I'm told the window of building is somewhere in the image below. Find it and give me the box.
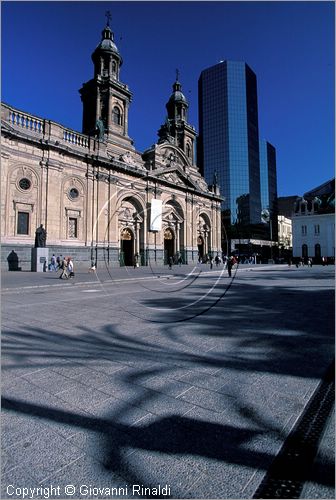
[112,61,117,74]
[19,178,31,191]
[112,106,122,126]
[314,224,320,235]
[68,218,78,238]
[301,225,307,235]
[17,212,29,235]
[69,188,79,200]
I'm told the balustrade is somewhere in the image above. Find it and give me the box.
[62,129,89,149]
[4,104,90,151]
[9,109,43,134]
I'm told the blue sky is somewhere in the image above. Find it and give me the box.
[2,1,334,196]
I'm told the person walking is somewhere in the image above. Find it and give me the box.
[56,255,62,270]
[133,253,139,269]
[50,254,57,272]
[59,257,69,279]
[168,256,173,270]
[67,257,75,278]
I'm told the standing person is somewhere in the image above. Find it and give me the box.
[215,254,220,267]
[50,254,57,272]
[67,257,75,278]
[59,257,69,279]
[210,256,213,269]
[227,256,233,277]
[133,253,139,268]
[178,254,183,266]
[168,256,173,270]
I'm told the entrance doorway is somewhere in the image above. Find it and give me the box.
[164,228,175,264]
[197,236,204,261]
[120,228,134,266]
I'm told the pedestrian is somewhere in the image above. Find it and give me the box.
[50,254,57,272]
[133,253,139,268]
[227,256,234,277]
[88,260,96,272]
[210,257,213,269]
[56,254,62,270]
[178,255,182,266]
[168,256,173,269]
[59,257,69,279]
[67,257,75,278]
[215,254,220,267]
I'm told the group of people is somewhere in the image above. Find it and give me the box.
[49,254,75,279]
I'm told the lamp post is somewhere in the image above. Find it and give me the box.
[261,208,273,262]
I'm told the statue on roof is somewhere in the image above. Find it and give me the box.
[95,117,105,141]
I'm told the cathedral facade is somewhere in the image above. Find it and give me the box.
[1,21,222,270]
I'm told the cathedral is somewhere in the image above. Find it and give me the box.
[1,19,222,270]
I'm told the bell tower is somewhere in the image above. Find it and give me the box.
[158,71,197,164]
[79,12,134,150]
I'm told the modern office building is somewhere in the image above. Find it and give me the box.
[259,139,278,242]
[198,60,262,226]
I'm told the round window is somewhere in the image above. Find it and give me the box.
[19,178,31,190]
[69,188,79,200]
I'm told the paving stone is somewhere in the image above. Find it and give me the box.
[40,455,133,499]
[133,375,194,397]
[22,369,79,395]
[3,429,85,483]
[1,465,43,499]
[55,383,114,411]
[176,385,234,412]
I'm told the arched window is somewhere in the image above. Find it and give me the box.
[112,106,122,126]
[112,61,117,74]
[302,244,308,258]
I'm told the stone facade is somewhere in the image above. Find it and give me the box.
[1,22,222,270]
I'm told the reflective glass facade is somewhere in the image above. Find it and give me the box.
[198,61,261,224]
[260,140,278,240]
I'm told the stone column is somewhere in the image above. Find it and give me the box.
[176,223,180,254]
[135,222,140,254]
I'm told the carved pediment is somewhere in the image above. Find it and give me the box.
[161,172,185,186]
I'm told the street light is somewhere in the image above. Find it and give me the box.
[261,208,273,262]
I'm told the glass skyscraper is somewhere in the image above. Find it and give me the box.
[198,61,261,226]
[259,139,278,241]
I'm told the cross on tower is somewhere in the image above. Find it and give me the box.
[176,68,179,82]
[105,10,112,26]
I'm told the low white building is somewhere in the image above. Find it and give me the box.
[292,179,335,262]
[278,215,292,249]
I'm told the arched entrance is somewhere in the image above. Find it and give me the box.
[164,228,175,264]
[302,244,308,259]
[197,236,204,260]
[120,228,134,266]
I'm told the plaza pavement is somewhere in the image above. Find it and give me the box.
[1,263,335,499]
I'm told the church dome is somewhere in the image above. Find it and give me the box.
[168,80,188,105]
[92,26,121,59]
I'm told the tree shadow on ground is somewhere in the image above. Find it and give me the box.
[1,268,334,497]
